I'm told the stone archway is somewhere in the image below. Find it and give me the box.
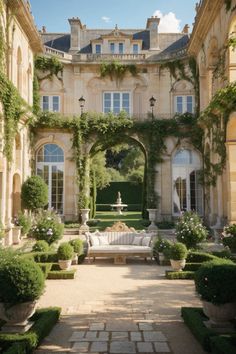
[12,173,21,217]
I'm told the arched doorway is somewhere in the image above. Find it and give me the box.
[172,149,203,215]
[12,173,21,217]
[36,143,64,214]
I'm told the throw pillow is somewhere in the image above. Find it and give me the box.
[132,236,143,246]
[99,236,109,245]
[142,236,151,247]
[90,234,100,246]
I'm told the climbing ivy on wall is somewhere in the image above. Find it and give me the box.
[31,110,203,215]
[0,0,27,162]
[160,57,200,114]
[199,81,236,186]
[100,61,138,85]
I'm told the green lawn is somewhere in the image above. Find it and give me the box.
[90,211,148,231]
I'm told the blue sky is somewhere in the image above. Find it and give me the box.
[30,0,196,33]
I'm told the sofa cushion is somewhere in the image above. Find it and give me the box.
[90,245,151,254]
[142,236,151,247]
[99,236,109,245]
[132,236,143,246]
[90,234,100,246]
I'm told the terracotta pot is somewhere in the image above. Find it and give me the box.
[170,259,186,271]
[202,300,236,328]
[0,301,36,325]
[58,259,72,270]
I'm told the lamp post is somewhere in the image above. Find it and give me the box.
[79,96,85,115]
[149,96,156,120]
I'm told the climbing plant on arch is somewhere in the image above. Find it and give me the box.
[31,110,203,218]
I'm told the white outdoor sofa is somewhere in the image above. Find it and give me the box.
[85,222,155,264]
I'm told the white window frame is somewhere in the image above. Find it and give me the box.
[41,95,60,112]
[110,42,115,54]
[103,92,131,115]
[174,95,195,114]
[118,42,124,54]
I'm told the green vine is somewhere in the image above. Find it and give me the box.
[32,111,202,213]
[100,60,138,85]
[160,57,200,114]
[199,81,236,185]
[34,55,63,82]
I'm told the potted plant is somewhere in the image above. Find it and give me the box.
[18,212,31,237]
[153,237,172,264]
[222,224,236,253]
[169,242,187,271]
[176,211,208,249]
[69,239,84,265]
[0,253,45,333]
[57,242,74,270]
[32,240,50,252]
[195,260,236,328]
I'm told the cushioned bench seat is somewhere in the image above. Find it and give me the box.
[85,223,155,264]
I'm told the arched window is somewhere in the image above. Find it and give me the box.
[36,144,64,214]
[172,149,203,215]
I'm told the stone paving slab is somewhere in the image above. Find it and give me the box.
[110,341,136,353]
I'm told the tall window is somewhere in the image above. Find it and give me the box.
[174,96,194,114]
[133,44,139,54]
[41,96,60,112]
[103,92,130,114]
[172,149,203,215]
[110,43,115,54]
[119,43,124,54]
[36,144,64,214]
[95,44,101,54]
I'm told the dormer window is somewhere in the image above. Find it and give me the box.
[119,43,124,54]
[110,43,115,54]
[133,44,139,54]
[95,44,101,54]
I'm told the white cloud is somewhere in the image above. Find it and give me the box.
[101,16,111,23]
[153,10,181,33]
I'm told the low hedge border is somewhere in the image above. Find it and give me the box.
[37,263,52,278]
[0,307,61,353]
[20,252,58,263]
[181,307,217,351]
[184,263,202,272]
[186,252,218,263]
[210,335,236,354]
[47,269,76,279]
[165,270,195,279]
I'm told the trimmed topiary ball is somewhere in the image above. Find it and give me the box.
[0,257,45,304]
[21,176,48,212]
[32,240,49,252]
[57,242,74,260]
[169,242,188,260]
[194,259,236,305]
[69,239,84,255]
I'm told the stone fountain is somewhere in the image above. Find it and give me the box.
[111,192,127,215]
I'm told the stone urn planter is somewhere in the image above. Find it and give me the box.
[147,209,158,231]
[58,259,72,270]
[12,226,21,245]
[170,259,186,271]
[72,253,78,265]
[202,300,236,329]
[0,301,36,333]
[80,208,90,232]
[158,252,165,263]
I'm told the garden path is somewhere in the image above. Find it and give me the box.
[35,259,206,354]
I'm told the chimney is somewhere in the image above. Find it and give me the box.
[146,17,160,50]
[182,24,189,34]
[68,17,83,53]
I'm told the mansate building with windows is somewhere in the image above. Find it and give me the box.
[36,17,201,221]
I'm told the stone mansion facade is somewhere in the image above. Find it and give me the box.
[1,0,236,244]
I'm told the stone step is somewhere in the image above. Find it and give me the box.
[64,228,80,235]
